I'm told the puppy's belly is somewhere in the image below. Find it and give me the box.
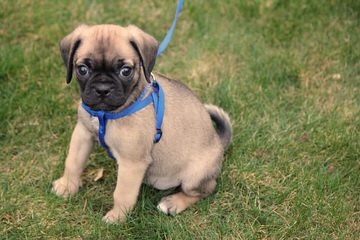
[144,175,181,190]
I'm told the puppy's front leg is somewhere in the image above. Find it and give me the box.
[52,121,94,197]
[103,159,148,223]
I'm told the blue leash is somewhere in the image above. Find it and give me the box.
[157,0,184,56]
[81,80,165,159]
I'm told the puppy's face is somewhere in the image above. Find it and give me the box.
[60,25,158,111]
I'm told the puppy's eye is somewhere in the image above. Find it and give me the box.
[119,66,133,77]
[77,65,89,76]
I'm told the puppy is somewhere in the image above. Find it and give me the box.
[52,24,232,223]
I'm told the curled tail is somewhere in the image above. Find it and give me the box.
[205,104,232,149]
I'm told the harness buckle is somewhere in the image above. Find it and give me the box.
[154,128,163,143]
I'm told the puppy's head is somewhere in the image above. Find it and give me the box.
[60,24,158,111]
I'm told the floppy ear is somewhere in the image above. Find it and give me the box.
[59,24,88,84]
[127,25,159,81]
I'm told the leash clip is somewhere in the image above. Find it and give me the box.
[150,72,156,82]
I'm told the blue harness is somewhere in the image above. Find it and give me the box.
[81,79,165,159]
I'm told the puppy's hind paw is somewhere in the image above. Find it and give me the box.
[157,192,201,216]
[157,195,182,216]
[52,176,81,198]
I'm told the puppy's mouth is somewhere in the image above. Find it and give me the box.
[82,97,126,111]
[80,84,127,111]
[87,102,118,111]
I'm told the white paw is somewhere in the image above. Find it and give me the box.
[157,195,181,216]
[102,209,126,224]
[52,176,82,198]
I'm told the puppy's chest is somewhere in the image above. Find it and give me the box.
[84,116,118,139]
[84,116,100,136]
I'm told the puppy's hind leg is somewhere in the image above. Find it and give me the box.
[157,176,217,215]
[157,144,223,215]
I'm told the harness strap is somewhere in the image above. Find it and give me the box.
[81,80,165,159]
[152,81,165,142]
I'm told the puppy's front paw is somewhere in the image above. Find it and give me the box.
[52,176,82,198]
[102,209,126,224]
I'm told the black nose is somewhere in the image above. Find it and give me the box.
[94,84,113,97]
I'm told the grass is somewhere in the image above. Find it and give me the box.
[1,0,359,239]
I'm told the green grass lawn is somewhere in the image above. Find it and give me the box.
[1,0,359,239]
